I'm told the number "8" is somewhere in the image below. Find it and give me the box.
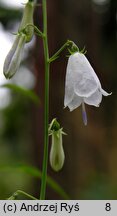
[105,203,111,211]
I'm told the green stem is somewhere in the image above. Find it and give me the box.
[40,0,49,200]
[49,40,73,63]
[8,190,37,200]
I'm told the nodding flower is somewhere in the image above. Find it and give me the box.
[3,1,34,79]
[64,51,111,125]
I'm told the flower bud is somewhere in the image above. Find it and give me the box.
[3,34,26,79]
[19,1,34,42]
[3,1,35,79]
[49,119,66,172]
[50,129,65,172]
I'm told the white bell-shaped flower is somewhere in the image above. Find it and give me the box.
[64,52,111,125]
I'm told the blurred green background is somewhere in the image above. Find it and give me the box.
[0,0,116,199]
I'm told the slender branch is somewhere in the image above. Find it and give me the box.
[40,0,50,200]
[49,40,73,63]
[7,190,37,200]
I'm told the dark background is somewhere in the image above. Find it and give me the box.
[0,0,116,199]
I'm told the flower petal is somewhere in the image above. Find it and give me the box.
[75,53,101,86]
[67,93,82,111]
[84,89,102,107]
[3,34,26,79]
[100,88,112,96]
[64,55,75,107]
[75,77,98,97]
[3,35,20,76]
[71,52,100,97]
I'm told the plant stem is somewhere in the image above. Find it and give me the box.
[40,0,49,200]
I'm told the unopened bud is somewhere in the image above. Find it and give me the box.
[19,1,34,42]
[3,1,35,79]
[3,34,26,79]
[50,130,65,172]
[49,119,66,172]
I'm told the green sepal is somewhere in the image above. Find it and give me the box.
[48,118,60,132]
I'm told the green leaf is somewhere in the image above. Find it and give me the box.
[1,83,40,105]
[7,190,37,200]
[0,164,70,199]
